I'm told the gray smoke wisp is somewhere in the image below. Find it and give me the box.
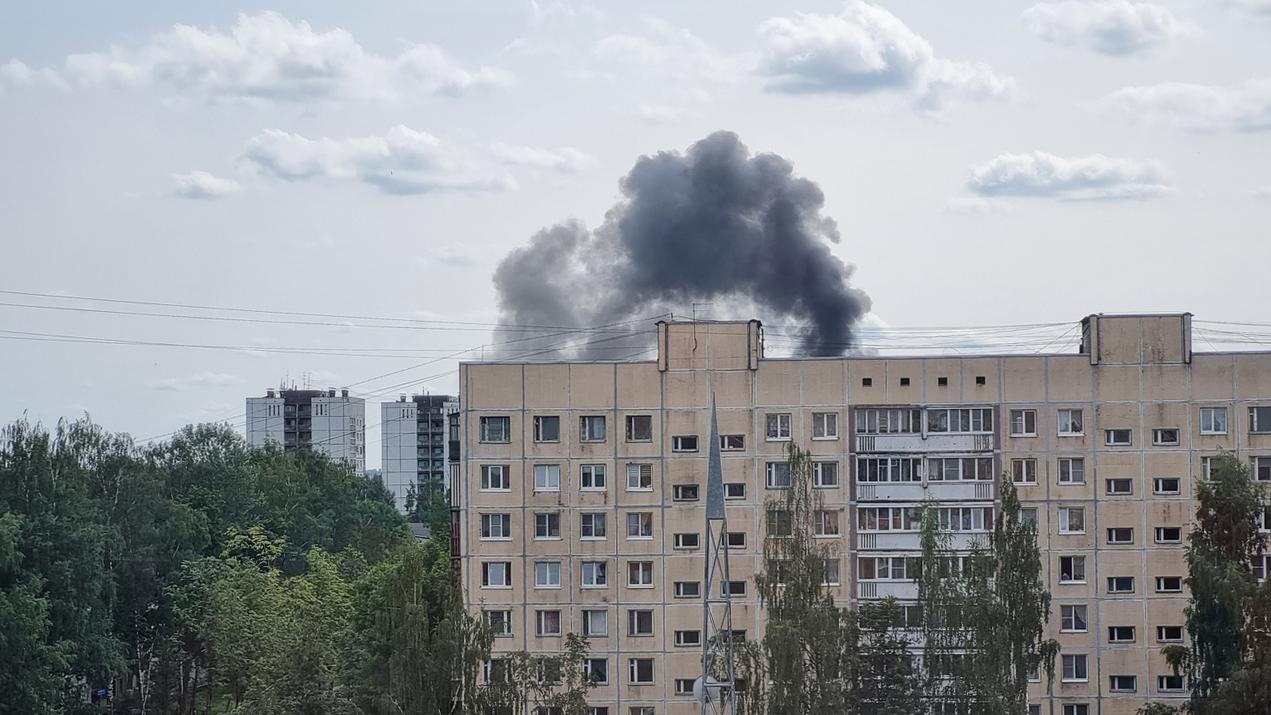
[492,131,870,358]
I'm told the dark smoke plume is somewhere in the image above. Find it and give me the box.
[492,131,870,358]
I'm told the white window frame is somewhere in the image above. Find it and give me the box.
[1251,406,1271,434]
[1010,409,1037,437]
[720,433,745,451]
[580,415,607,442]
[673,532,701,550]
[481,562,511,588]
[534,512,561,540]
[1252,456,1271,483]
[674,581,701,598]
[1200,407,1227,435]
[1158,675,1185,692]
[1154,526,1182,544]
[1156,625,1183,642]
[1107,576,1135,594]
[1011,458,1038,485]
[626,512,653,539]
[480,464,510,491]
[479,415,510,443]
[532,415,560,443]
[812,412,839,440]
[1109,675,1137,692]
[1152,428,1180,446]
[724,482,746,499]
[812,461,839,488]
[534,464,561,492]
[1156,576,1183,593]
[485,609,512,637]
[823,559,842,586]
[1057,408,1084,436]
[1058,506,1085,534]
[580,512,607,540]
[1058,457,1086,485]
[1060,604,1088,633]
[1104,429,1132,446]
[1061,654,1089,683]
[813,510,840,537]
[672,484,700,501]
[765,413,792,441]
[627,561,654,588]
[1153,477,1181,494]
[625,414,652,442]
[1107,527,1134,545]
[582,609,608,637]
[628,658,654,685]
[580,464,607,491]
[1062,706,1089,715]
[626,463,653,491]
[672,435,699,452]
[674,630,701,647]
[766,461,792,489]
[1106,478,1133,495]
[480,513,512,540]
[584,658,608,685]
[535,609,562,636]
[581,561,608,588]
[1060,555,1086,584]
[1108,625,1136,643]
[534,561,561,589]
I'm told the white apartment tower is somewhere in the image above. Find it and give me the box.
[381,394,456,511]
[246,387,366,474]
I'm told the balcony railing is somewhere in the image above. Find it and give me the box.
[859,581,919,600]
[856,433,993,453]
[856,481,995,502]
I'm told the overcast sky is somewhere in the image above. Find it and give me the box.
[2,0,1269,467]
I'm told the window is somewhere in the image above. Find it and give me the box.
[724,580,747,596]
[1061,654,1088,682]
[1108,576,1135,594]
[1253,456,1271,482]
[1059,556,1086,583]
[627,561,654,587]
[672,435,699,452]
[1153,428,1180,446]
[627,609,654,636]
[814,510,840,536]
[926,408,993,433]
[765,413,792,441]
[673,484,700,501]
[726,531,747,549]
[1108,625,1136,643]
[485,658,509,684]
[861,377,873,387]
[580,513,607,539]
[626,512,653,539]
[1256,555,1269,582]
[768,510,793,537]
[855,408,922,434]
[857,456,922,482]
[1107,527,1134,544]
[1021,507,1038,526]
[674,630,701,647]
[486,609,512,637]
[725,482,746,499]
[1058,507,1085,534]
[584,658,608,685]
[673,533,700,550]
[582,609,608,637]
[580,464,606,491]
[625,415,652,442]
[1260,507,1271,532]
[534,562,561,588]
[580,415,606,442]
[480,514,511,540]
[1058,458,1085,485]
[534,512,561,539]
[533,416,560,443]
[1154,477,1180,494]
[629,709,653,715]
[929,457,994,481]
[1058,409,1084,436]
[1105,429,1133,446]
[1159,675,1185,692]
[480,416,510,443]
[481,465,510,491]
[936,506,994,532]
[899,377,910,386]
[813,461,839,488]
[1109,675,1137,692]
[1155,526,1182,544]
[536,609,562,636]
[674,581,701,598]
[1060,605,1088,632]
[937,376,948,386]
[675,677,695,695]
[626,463,653,490]
[1202,455,1216,480]
[628,658,654,684]
[1011,458,1038,484]
[720,434,745,450]
[1106,478,1133,495]
[1062,706,1089,715]
[1156,576,1183,593]
[481,562,511,588]
[534,464,561,492]
[1252,407,1271,433]
[581,561,608,588]
[1010,409,1037,436]
[1200,407,1228,435]
[812,412,839,439]
[1157,625,1183,642]
[766,462,791,489]
[857,556,922,581]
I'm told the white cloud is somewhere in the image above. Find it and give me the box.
[1021,1,1195,55]
[171,171,240,199]
[1255,186,1271,199]
[0,59,63,92]
[1230,0,1271,16]
[757,2,1014,109]
[488,143,596,172]
[149,372,243,391]
[1100,79,1271,132]
[593,17,738,82]
[18,11,509,103]
[967,151,1170,200]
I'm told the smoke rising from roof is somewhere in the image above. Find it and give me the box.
[492,131,870,358]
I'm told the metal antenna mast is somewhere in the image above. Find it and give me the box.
[697,394,737,714]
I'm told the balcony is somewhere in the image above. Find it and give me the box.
[856,531,986,551]
[857,481,994,502]
[856,433,993,454]
[858,581,918,600]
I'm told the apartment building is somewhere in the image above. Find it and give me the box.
[246,387,366,474]
[456,314,1271,715]
[381,393,456,511]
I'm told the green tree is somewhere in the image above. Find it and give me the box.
[481,634,594,715]
[919,479,1058,713]
[0,511,73,714]
[852,599,923,714]
[1165,452,1270,714]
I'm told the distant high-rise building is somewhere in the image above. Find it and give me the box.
[381,394,456,511]
[246,387,366,474]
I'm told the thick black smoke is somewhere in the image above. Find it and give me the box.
[493,131,870,358]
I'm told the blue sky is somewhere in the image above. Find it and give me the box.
[1,1,1268,465]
